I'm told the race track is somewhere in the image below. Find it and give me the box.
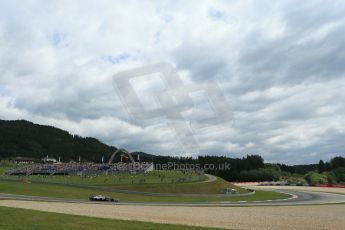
[0,188,344,206]
[1,188,344,229]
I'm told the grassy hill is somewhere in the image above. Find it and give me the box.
[110,177,248,194]
[0,119,117,162]
[0,178,287,202]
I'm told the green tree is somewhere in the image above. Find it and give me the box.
[332,167,345,183]
[330,156,345,169]
[318,160,325,173]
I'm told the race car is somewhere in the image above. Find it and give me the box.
[89,195,119,202]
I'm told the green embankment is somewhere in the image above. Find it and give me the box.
[111,177,248,194]
[0,167,288,202]
[1,169,246,194]
[0,180,288,202]
[0,206,222,230]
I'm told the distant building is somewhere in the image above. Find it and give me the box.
[42,155,57,163]
[14,157,37,164]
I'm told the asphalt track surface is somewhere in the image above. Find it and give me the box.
[0,189,344,207]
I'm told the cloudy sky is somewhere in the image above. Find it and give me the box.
[1,0,345,164]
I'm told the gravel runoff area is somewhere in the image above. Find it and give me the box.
[244,186,345,195]
[0,200,344,230]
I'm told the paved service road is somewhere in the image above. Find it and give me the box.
[0,189,344,206]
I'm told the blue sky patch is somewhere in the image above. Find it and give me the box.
[208,7,226,21]
[51,33,69,48]
[102,53,131,64]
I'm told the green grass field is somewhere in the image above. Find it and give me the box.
[0,166,289,202]
[0,180,289,202]
[0,206,222,230]
[1,168,246,194]
[110,177,248,194]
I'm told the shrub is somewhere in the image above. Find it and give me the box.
[304,172,328,184]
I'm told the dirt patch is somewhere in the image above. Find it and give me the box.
[202,174,217,183]
[0,200,344,230]
[247,186,345,194]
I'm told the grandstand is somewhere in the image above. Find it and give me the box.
[7,162,153,176]
[7,150,153,176]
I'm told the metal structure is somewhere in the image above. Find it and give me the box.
[108,148,135,164]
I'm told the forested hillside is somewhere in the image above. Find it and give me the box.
[0,120,117,162]
[1,119,344,183]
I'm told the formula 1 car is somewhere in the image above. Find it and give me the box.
[89,195,119,202]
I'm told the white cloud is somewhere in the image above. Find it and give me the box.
[0,0,345,163]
